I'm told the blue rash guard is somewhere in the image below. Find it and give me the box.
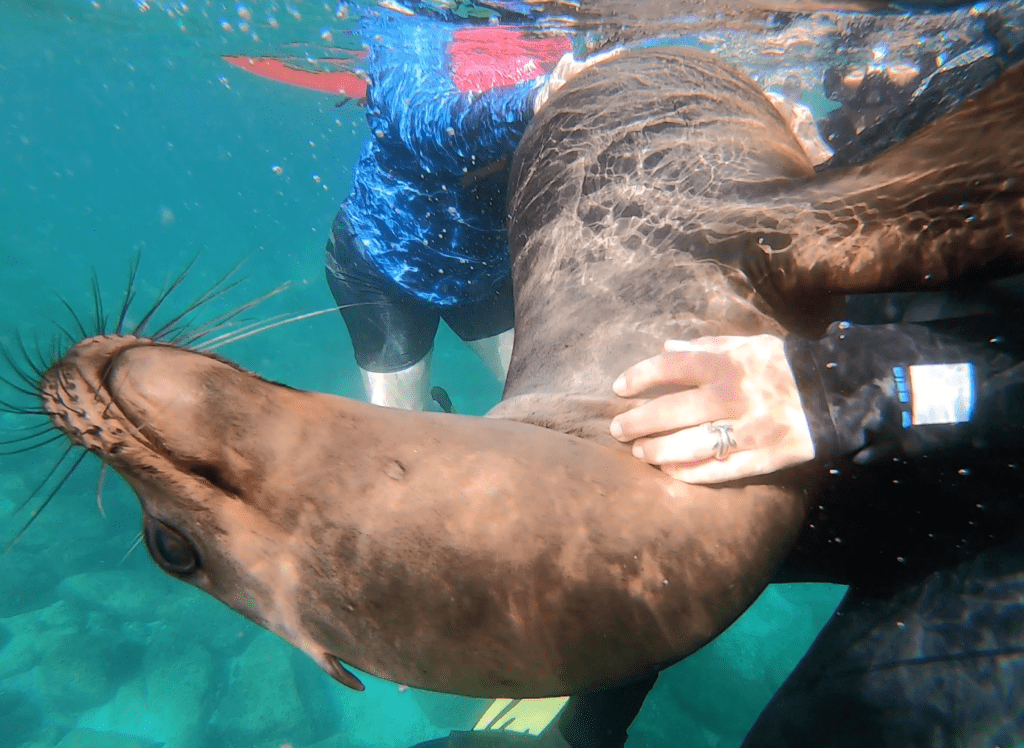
[342,10,571,306]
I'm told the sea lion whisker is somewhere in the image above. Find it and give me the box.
[90,271,107,338]
[0,392,48,416]
[0,370,44,403]
[196,305,355,351]
[0,424,57,443]
[12,330,52,383]
[0,347,48,400]
[187,311,297,349]
[114,254,141,336]
[5,449,89,552]
[96,463,107,518]
[173,281,293,347]
[55,293,91,341]
[119,531,144,564]
[47,318,83,350]
[0,417,51,433]
[28,334,60,383]
[0,411,49,422]
[148,259,251,341]
[0,433,64,456]
[90,270,107,336]
[131,255,201,337]
[14,442,76,513]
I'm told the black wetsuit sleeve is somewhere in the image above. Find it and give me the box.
[785,322,1024,464]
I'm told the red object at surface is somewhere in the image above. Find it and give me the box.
[448,27,571,93]
[222,55,368,97]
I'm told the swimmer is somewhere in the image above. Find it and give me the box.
[323,2,575,411]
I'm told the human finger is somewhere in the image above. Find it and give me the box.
[660,411,816,484]
[663,337,742,353]
[630,421,745,465]
[610,388,736,442]
[663,438,814,484]
[612,350,734,397]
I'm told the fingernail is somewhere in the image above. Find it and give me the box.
[612,375,626,395]
[632,443,644,460]
[609,419,623,439]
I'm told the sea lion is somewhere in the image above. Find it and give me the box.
[32,46,1024,698]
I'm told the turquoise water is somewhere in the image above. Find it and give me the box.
[0,2,850,746]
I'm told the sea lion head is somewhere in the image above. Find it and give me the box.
[38,333,369,689]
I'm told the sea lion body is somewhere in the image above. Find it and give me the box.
[36,46,1024,697]
[492,46,831,437]
[43,334,804,695]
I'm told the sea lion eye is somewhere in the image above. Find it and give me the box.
[144,516,199,575]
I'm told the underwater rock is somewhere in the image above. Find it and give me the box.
[338,677,443,748]
[37,632,120,713]
[58,569,177,621]
[79,627,215,748]
[308,734,355,748]
[287,646,345,740]
[0,600,83,680]
[157,585,258,656]
[139,629,215,748]
[0,690,43,748]
[210,631,311,746]
[0,546,59,617]
[53,728,164,748]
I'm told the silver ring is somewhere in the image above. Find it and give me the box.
[707,422,736,460]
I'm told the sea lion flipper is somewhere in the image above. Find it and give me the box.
[770,59,1024,296]
[321,652,366,691]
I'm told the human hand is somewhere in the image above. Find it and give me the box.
[532,48,622,114]
[609,335,815,484]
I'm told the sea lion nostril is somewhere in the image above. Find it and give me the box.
[144,516,199,575]
[189,462,239,495]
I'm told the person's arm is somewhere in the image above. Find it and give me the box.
[611,322,1023,483]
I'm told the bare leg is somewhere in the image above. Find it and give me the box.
[465,328,515,385]
[359,351,433,410]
